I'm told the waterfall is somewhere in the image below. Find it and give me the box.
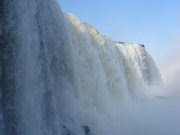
[0,0,162,135]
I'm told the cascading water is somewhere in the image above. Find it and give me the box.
[0,0,79,134]
[0,0,166,135]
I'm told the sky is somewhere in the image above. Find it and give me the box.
[60,0,180,68]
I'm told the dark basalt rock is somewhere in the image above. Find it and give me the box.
[82,125,90,135]
[62,125,91,135]
[140,44,145,48]
[62,125,72,135]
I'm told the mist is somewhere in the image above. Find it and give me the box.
[119,51,180,135]
[0,0,180,135]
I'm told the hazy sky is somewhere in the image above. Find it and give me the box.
[60,0,180,68]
